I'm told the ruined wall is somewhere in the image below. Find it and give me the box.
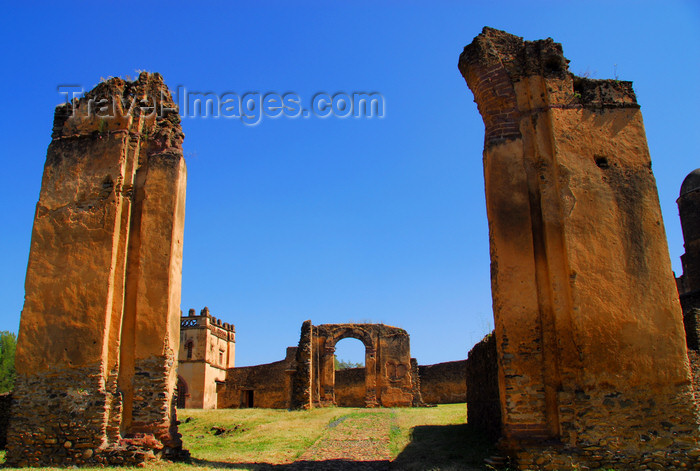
[335,367,366,407]
[465,333,500,440]
[6,73,187,467]
[418,360,467,404]
[178,307,236,409]
[217,347,297,409]
[312,323,414,408]
[290,320,313,410]
[459,28,698,469]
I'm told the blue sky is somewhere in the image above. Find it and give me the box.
[0,1,698,366]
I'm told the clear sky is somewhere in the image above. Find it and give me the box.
[0,1,698,367]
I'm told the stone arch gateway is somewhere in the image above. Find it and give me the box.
[290,322,421,409]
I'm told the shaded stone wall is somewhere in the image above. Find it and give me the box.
[459,27,698,469]
[335,367,366,407]
[465,333,500,440]
[6,73,187,467]
[677,170,700,296]
[0,392,11,450]
[217,348,296,409]
[418,360,467,404]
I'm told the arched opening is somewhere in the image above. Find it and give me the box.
[333,337,366,407]
[185,340,193,360]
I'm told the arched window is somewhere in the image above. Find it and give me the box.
[186,341,193,360]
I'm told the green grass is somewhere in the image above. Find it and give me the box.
[0,404,488,470]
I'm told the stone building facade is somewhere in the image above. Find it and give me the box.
[177,307,235,409]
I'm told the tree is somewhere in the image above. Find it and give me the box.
[334,356,363,371]
[0,331,17,393]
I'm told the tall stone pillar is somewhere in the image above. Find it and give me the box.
[6,73,187,467]
[459,28,698,468]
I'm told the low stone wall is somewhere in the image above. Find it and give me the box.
[335,367,365,407]
[0,392,11,450]
[465,332,500,440]
[418,360,466,404]
[218,348,296,409]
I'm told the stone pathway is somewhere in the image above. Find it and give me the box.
[292,410,392,469]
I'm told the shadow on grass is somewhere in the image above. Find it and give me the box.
[188,423,495,470]
[189,457,391,470]
[392,423,496,470]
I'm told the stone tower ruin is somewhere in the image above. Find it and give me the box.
[5,73,187,466]
[459,28,698,469]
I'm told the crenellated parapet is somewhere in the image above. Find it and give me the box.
[180,307,235,341]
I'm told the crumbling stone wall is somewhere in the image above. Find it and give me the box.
[465,333,500,440]
[290,320,313,409]
[459,27,699,469]
[217,347,297,409]
[418,360,467,404]
[312,323,415,408]
[6,73,187,467]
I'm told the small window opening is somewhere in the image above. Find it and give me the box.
[595,156,609,169]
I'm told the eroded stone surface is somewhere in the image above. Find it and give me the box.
[6,73,187,467]
[460,27,698,469]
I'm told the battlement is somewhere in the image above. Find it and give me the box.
[180,307,236,334]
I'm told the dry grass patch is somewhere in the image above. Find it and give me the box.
[179,407,347,465]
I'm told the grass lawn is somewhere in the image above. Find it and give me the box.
[0,403,495,470]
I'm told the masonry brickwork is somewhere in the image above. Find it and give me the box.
[460,27,699,469]
[5,73,187,467]
[178,307,235,409]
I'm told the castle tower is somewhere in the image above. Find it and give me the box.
[177,307,236,408]
[678,168,700,349]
